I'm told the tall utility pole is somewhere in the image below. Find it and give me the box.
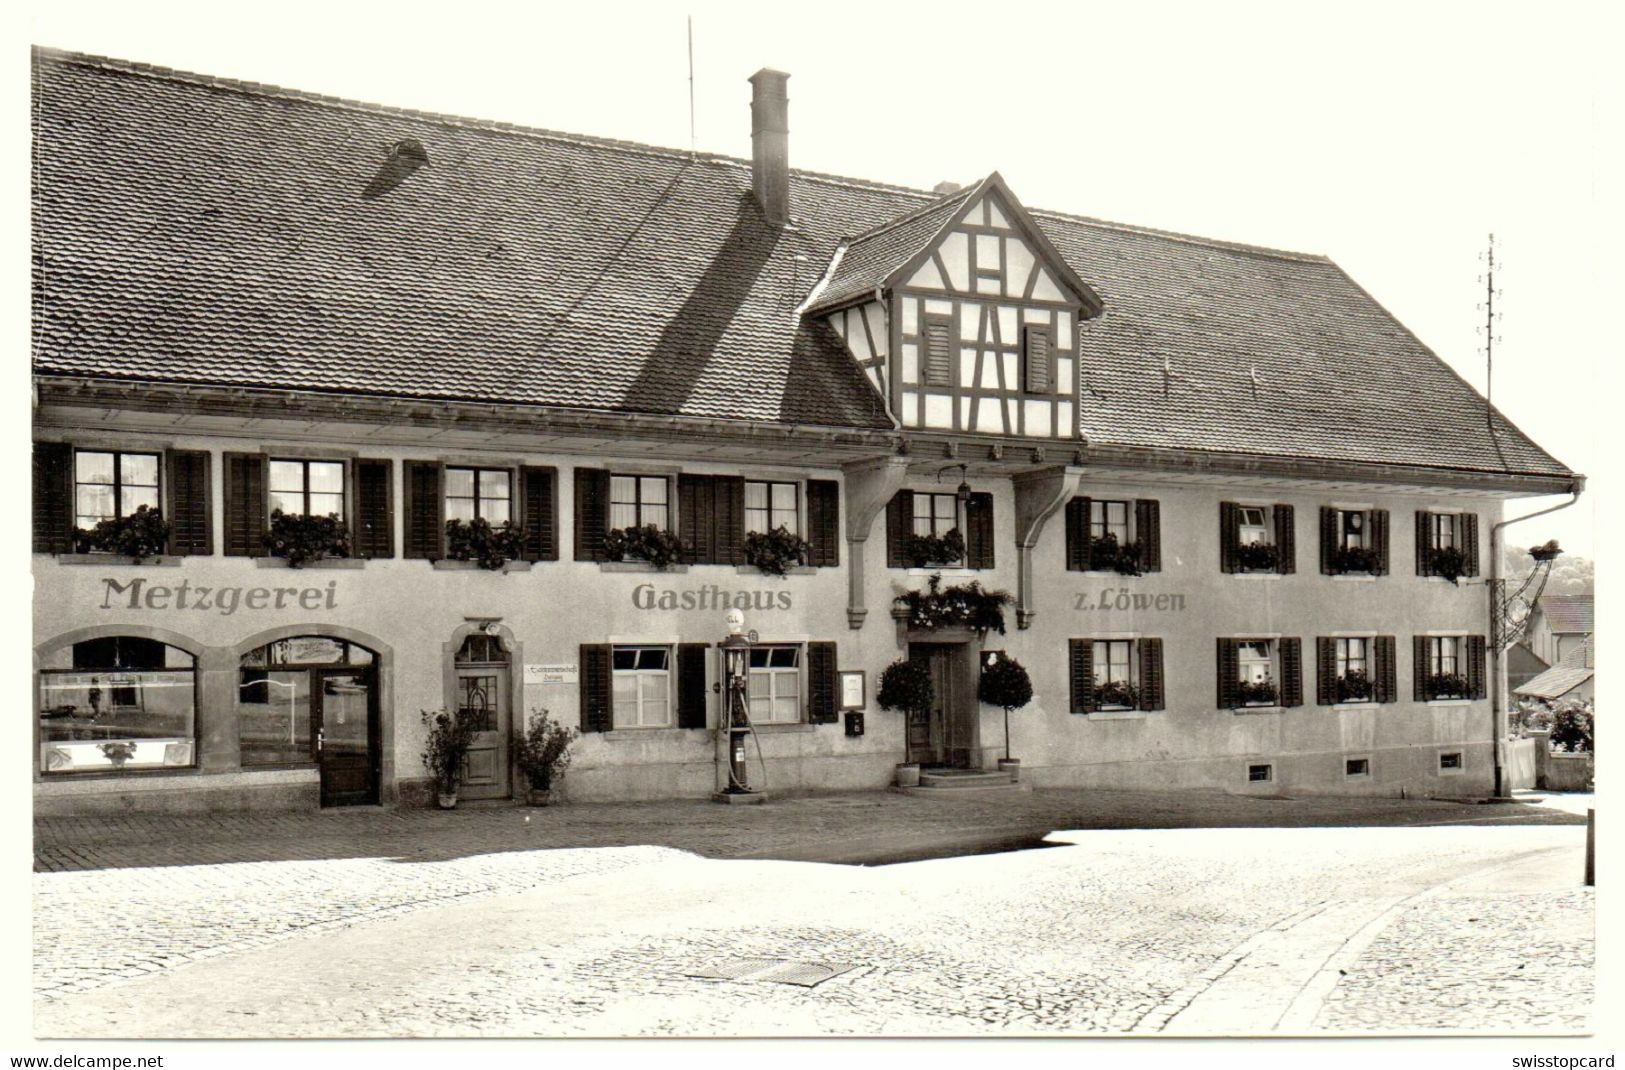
[1480,234,1501,440]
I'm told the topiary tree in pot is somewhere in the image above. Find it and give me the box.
[515,708,577,805]
[978,654,1033,771]
[877,658,934,785]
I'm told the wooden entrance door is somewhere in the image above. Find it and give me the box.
[315,668,378,806]
[455,665,511,799]
[907,644,971,768]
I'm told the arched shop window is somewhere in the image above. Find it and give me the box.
[38,636,196,774]
[239,636,376,767]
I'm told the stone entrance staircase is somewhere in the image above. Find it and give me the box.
[899,767,1030,796]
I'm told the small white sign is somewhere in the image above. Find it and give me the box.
[525,663,578,685]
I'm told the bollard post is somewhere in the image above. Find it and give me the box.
[1584,808,1594,887]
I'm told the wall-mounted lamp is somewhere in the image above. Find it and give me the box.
[938,463,971,505]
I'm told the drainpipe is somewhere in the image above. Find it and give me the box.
[1487,484,1583,798]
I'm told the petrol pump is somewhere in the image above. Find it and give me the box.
[713,608,766,803]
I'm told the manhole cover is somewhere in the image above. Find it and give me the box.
[684,958,859,987]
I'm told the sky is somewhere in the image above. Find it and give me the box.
[16,0,1619,557]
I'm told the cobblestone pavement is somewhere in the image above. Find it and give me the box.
[32,795,1592,1038]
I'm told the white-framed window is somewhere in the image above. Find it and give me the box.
[73,449,160,530]
[1238,506,1271,546]
[611,646,671,728]
[1091,639,1135,709]
[912,491,959,539]
[745,481,799,537]
[1238,639,1277,706]
[1336,637,1373,704]
[1431,513,1459,550]
[269,459,346,518]
[747,644,801,724]
[1339,509,1370,551]
[1090,500,1130,543]
[445,467,512,524]
[610,475,670,530]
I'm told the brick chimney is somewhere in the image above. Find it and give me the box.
[749,69,790,225]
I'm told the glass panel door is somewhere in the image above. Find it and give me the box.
[316,670,376,806]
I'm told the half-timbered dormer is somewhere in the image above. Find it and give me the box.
[807,173,1103,439]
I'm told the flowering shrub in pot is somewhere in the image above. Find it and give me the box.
[743,526,810,576]
[893,573,1011,636]
[1236,679,1279,706]
[1328,546,1379,574]
[1236,542,1280,572]
[604,525,683,570]
[1093,679,1140,710]
[445,518,526,570]
[902,528,965,568]
[516,709,577,804]
[264,510,351,567]
[1424,673,1471,701]
[74,505,171,562]
[420,708,479,808]
[1335,669,1373,703]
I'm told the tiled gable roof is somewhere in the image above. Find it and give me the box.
[30,49,1576,481]
[1559,636,1594,669]
[1540,596,1594,634]
[803,186,974,313]
[1512,665,1593,700]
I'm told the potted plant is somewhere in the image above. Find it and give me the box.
[1335,669,1373,703]
[98,740,138,768]
[604,524,683,570]
[1328,545,1379,574]
[902,528,966,568]
[445,517,526,570]
[74,505,171,563]
[420,707,479,808]
[1087,533,1144,576]
[1093,678,1140,710]
[1236,679,1279,706]
[263,510,352,567]
[742,525,811,576]
[877,658,934,787]
[515,709,577,805]
[893,573,1012,636]
[1424,673,1471,701]
[979,654,1033,778]
[1236,541,1280,572]
[1528,539,1563,563]
[1425,545,1471,584]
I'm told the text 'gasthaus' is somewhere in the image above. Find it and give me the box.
[100,577,338,614]
[633,584,792,611]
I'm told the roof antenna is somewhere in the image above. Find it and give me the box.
[687,16,696,157]
[1476,233,1503,444]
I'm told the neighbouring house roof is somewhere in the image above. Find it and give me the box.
[30,48,1577,481]
[1559,636,1595,669]
[1513,665,1594,701]
[1539,595,1594,635]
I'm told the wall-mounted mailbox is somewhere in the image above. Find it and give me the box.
[844,711,864,737]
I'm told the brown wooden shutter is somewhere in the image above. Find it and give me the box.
[677,474,708,564]
[1462,513,1480,577]
[1375,635,1397,704]
[223,452,268,557]
[1022,324,1052,394]
[1319,506,1338,575]
[922,316,953,386]
[1316,637,1336,705]
[1274,504,1296,574]
[1137,637,1164,711]
[1219,502,1240,573]
[1066,496,1091,571]
[885,491,913,568]
[579,644,612,733]
[716,475,745,565]
[1280,638,1303,708]
[164,449,212,556]
[676,643,709,729]
[1415,510,1432,576]
[573,468,609,561]
[1413,635,1430,702]
[807,641,839,724]
[1370,509,1390,575]
[518,465,557,562]
[353,459,394,559]
[403,461,444,560]
[965,491,995,569]
[1135,499,1161,573]
[805,479,840,567]
[1069,639,1095,713]
[1467,635,1487,700]
[1216,638,1240,708]
[32,442,74,554]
